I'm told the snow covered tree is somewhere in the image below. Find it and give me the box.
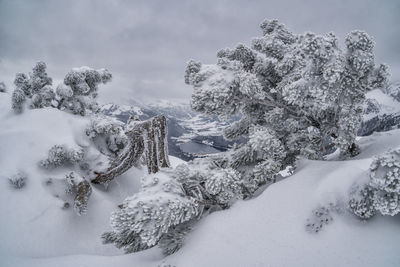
[102,173,200,253]
[0,82,6,93]
[56,67,112,115]
[10,62,111,116]
[102,156,243,254]
[8,172,27,189]
[349,148,400,218]
[348,184,376,219]
[185,19,389,194]
[11,61,55,113]
[40,145,84,169]
[369,148,400,216]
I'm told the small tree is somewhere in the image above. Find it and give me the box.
[56,67,112,115]
[349,148,400,218]
[185,19,389,194]
[11,61,54,113]
[11,62,112,116]
[102,156,242,254]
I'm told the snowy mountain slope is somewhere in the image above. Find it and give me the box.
[1,91,400,267]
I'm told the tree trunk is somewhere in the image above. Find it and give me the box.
[91,115,170,185]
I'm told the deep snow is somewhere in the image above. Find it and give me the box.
[0,92,399,267]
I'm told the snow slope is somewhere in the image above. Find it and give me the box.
[0,92,399,267]
[0,93,180,267]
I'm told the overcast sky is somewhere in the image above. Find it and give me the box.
[1,0,399,105]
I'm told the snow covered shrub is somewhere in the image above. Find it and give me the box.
[10,62,112,116]
[349,148,400,218]
[185,19,389,195]
[85,115,128,156]
[40,145,84,169]
[103,157,243,254]
[0,81,6,92]
[102,173,200,253]
[11,88,26,113]
[11,61,55,113]
[348,184,376,219]
[56,67,112,115]
[8,172,27,189]
[172,157,243,208]
[157,220,193,255]
[369,148,400,216]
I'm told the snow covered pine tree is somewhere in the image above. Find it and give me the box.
[185,19,389,194]
[12,61,54,113]
[11,62,111,116]
[349,148,400,218]
[56,67,112,115]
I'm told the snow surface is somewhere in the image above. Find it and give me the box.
[0,92,399,267]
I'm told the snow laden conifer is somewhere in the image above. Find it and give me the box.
[102,157,243,254]
[10,62,112,116]
[185,19,389,194]
[102,173,200,253]
[349,148,400,218]
[369,148,400,215]
[11,61,54,113]
[56,67,112,115]
[40,145,85,169]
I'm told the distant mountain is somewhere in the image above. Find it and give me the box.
[359,83,400,136]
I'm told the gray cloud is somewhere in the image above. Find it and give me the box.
[1,0,399,104]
